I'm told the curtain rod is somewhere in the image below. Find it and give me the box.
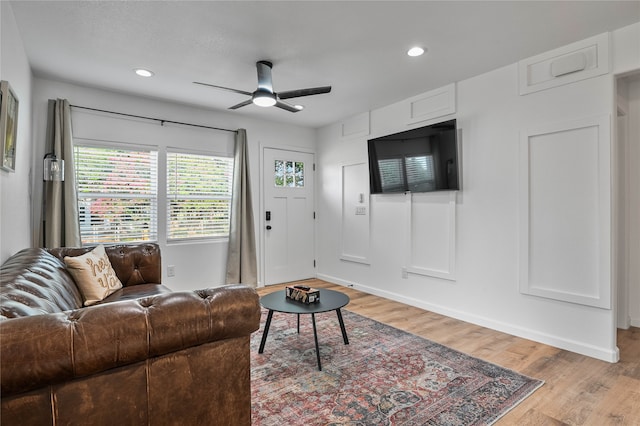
[70,104,237,133]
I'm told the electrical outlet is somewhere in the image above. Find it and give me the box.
[167,265,176,277]
[355,206,367,215]
[401,267,408,279]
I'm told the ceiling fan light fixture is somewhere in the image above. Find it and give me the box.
[252,91,277,107]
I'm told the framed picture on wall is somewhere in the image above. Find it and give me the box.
[0,80,19,172]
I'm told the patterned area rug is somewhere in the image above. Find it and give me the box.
[251,308,543,425]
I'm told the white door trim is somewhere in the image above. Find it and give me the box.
[259,143,316,287]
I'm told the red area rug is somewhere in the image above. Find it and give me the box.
[251,308,543,425]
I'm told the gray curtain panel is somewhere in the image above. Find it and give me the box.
[41,99,81,248]
[226,129,257,286]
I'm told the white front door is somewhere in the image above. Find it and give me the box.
[263,148,315,285]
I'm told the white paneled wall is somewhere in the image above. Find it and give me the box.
[406,192,457,280]
[340,112,370,140]
[405,84,456,125]
[317,23,640,362]
[518,33,610,95]
[340,162,370,264]
[518,116,611,308]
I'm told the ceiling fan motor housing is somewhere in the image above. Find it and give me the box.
[194,59,331,113]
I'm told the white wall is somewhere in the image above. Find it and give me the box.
[316,23,640,362]
[613,22,640,329]
[28,78,315,290]
[624,77,640,327]
[0,2,33,263]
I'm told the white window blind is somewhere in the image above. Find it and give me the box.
[167,151,233,240]
[74,145,158,244]
[406,155,435,192]
[378,158,405,192]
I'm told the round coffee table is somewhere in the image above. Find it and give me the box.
[258,288,350,371]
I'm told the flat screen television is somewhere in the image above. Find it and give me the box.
[367,119,460,194]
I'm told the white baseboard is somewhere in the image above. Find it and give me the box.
[618,316,631,330]
[631,317,640,328]
[317,273,620,363]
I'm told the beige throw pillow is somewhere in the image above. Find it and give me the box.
[64,245,123,306]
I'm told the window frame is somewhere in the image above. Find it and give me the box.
[165,147,234,244]
[73,138,159,246]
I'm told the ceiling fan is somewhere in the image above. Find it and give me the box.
[194,60,331,113]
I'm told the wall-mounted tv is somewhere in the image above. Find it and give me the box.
[367,119,460,194]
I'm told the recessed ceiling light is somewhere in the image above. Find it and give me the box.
[134,68,155,77]
[294,104,304,111]
[407,47,425,57]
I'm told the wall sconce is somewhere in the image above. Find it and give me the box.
[43,153,64,181]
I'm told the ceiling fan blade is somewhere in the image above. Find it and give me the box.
[229,99,253,110]
[277,86,332,100]
[256,61,274,93]
[193,81,252,97]
[275,100,302,113]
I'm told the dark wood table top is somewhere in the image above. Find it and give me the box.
[260,288,349,314]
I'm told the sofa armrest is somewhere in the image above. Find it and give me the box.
[0,284,260,396]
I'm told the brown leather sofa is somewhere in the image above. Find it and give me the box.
[0,243,261,426]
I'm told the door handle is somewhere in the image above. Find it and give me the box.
[266,225,272,230]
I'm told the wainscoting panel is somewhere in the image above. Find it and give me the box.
[406,191,457,280]
[341,112,370,140]
[519,115,611,308]
[519,32,610,95]
[405,84,456,125]
[340,162,370,264]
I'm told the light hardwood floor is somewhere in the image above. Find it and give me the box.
[256,279,640,425]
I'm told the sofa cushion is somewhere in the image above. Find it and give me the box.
[48,244,162,286]
[96,283,173,305]
[64,245,123,306]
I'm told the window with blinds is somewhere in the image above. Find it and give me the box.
[406,155,435,192]
[167,151,233,241]
[378,155,435,193]
[74,145,158,244]
[378,158,405,192]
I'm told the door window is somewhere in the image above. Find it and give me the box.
[274,160,304,187]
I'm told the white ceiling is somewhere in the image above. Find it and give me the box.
[9,1,640,128]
